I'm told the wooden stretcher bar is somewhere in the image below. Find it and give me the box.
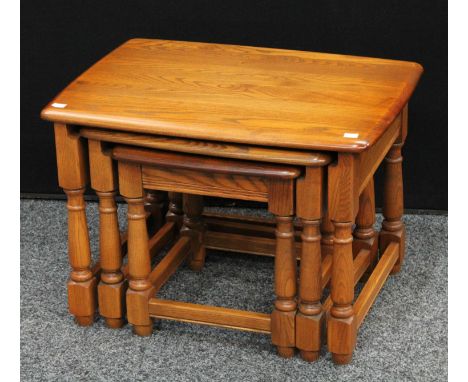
[148,299,272,334]
[354,242,399,328]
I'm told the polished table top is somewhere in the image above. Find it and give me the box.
[41,39,422,152]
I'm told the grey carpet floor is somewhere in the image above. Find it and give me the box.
[20,199,447,382]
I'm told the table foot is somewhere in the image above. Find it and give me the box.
[332,353,353,365]
[105,317,125,329]
[75,315,94,326]
[300,350,319,362]
[182,194,206,272]
[189,258,205,272]
[133,323,153,336]
[277,346,295,358]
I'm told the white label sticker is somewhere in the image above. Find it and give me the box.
[343,133,359,138]
[51,102,67,109]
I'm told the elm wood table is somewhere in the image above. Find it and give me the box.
[41,38,422,364]
[112,145,332,359]
[80,127,333,362]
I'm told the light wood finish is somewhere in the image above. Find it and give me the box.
[202,212,340,261]
[328,153,359,222]
[117,161,143,198]
[149,236,191,292]
[271,216,297,358]
[295,167,324,362]
[43,40,422,364]
[64,188,97,326]
[54,123,88,189]
[181,195,206,271]
[325,132,404,363]
[327,221,356,365]
[114,145,302,358]
[189,215,334,285]
[148,299,271,333]
[80,128,332,166]
[354,178,376,244]
[354,242,399,328]
[357,115,401,194]
[144,166,269,202]
[380,109,407,274]
[321,254,333,290]
[320,210,334,258]
[400,103,409,143]
[148,221,176,259]
[113,146,301,178]
[42,39,422,152]
[96,192,125,329]
[88,139,125,328]
[327,151,359,364]
[119,221,176,283]
[203,213,303,256]
[54,123,96,326]
[203,212,357,259]
[296,219,322,361]
[324,146,363,363]
[115,145,301,358]
[201,214,355,269]
[205,230,302,258]
[322,248,371,313]
[113,146,302,204]
[118,161,154,336]
[268,179,295,216]
[88,213,164,282]
[353,178,378,278]
[296,167,324,219]
[204,213,281,237]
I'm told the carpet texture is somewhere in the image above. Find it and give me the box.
[20,200,447,381]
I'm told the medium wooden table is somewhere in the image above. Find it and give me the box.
[41,39,422,363]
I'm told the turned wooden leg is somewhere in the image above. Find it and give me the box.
[296,219,323,361]
[89,139,126,328]
[328,221,356,364]
[354,178,378,278]
[295,166,324,361]
[271,215,297,358]
[54,123,96,326]
[126,197,154,336]
[145,190,168,232]
[380,141,405,274]
[327,153,359,364]
[321,210,334,259]
[166,192,184,229]
[381,105,407,274]
[181,194,206,271]
[64,188,97,326]
[96,191,125,328]
[119,162,154,336]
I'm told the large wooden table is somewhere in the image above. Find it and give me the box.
[41,39,422,364]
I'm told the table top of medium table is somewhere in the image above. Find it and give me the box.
[41,39,422,153]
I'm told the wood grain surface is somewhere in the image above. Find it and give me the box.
[112,145,301,178]
[42,39,422,152]
[80,128,331,166]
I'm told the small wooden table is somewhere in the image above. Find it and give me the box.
[41,39,422,363]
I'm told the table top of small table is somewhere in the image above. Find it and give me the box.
[41,39,422,153]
